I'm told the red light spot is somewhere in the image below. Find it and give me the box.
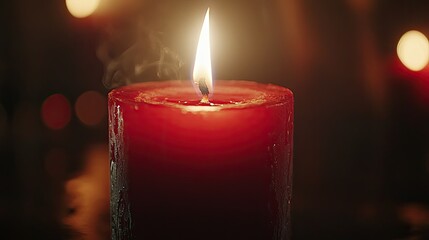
[75,91,106,126]
[41,94,71,130]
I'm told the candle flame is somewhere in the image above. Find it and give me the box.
[193,8,213,103]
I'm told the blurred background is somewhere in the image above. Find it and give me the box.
[1,0,429,239]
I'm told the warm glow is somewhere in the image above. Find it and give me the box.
[65,0,100,18]
[397,30,429,71]
[193,8,213,100]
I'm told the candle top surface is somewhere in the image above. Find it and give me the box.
[109,80,292,111]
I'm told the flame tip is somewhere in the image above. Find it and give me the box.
[193,6,213,100]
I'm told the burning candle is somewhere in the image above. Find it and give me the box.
[109,8,294,240]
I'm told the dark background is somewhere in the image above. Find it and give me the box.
[1,0,429,239]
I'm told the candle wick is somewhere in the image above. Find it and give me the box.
[198,77,210,103]
[200,94,209,104]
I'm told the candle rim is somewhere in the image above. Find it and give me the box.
[109,80,293,111]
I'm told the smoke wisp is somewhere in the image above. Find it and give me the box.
[97,15,184,89]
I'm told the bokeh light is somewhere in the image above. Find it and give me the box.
[41,94,71,130]
[63,144,109,240]
[65,0,100,18]
[397,30,429,71]
[75,91,107,126]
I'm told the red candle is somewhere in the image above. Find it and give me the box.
[109,8,294,240]
[109,80,293,239]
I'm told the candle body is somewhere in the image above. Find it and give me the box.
[109,80,293,240]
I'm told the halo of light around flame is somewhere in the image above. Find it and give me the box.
[193,8,213,95]
[397,30,429,71]
[65,0,100,18]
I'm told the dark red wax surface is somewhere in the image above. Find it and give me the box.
[109,80,294,239]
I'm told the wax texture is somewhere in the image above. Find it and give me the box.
[109,80,293,240]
